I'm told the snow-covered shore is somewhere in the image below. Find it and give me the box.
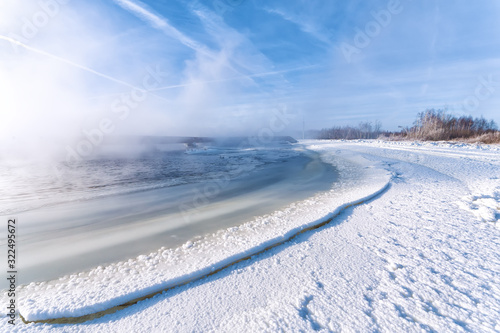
[4,140,500,332]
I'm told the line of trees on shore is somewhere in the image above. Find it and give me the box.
[310,121,388,140]
[312,109,500,144]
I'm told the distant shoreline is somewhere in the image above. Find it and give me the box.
[312,137,500,145]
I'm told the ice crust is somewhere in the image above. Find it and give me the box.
[12,147,391,321]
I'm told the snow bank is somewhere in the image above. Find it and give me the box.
[2,140,499,332]
[12,147,391,322]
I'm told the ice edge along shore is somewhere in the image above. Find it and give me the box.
[13,143,392,322]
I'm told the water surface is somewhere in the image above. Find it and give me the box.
[0,144,337,286]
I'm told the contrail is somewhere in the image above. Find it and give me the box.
[112,0,214,59]
[0,35,169,101]
[149,64,320,92]
[86,64,320,100]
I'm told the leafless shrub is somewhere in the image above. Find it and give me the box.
[401,109,498,142]
[314,121,386,140]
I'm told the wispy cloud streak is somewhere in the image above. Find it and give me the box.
[151,64,319,92]
[0,35,170,101]
[264,7,332,45]
[0,35,137,89]
[112,0,214,58]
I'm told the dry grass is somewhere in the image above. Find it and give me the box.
[397,109,499,144]
[456,132,500,144]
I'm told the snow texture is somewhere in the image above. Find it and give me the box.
[3,140,500,332]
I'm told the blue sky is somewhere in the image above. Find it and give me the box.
[1,0,500,143]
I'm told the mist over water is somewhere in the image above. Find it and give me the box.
[0,142,338,285]
[0,1,306,166]
[0,137,293,214]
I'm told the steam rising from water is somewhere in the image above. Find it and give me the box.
[0,1,299,162]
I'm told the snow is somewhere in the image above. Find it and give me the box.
[3,140,500,332]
